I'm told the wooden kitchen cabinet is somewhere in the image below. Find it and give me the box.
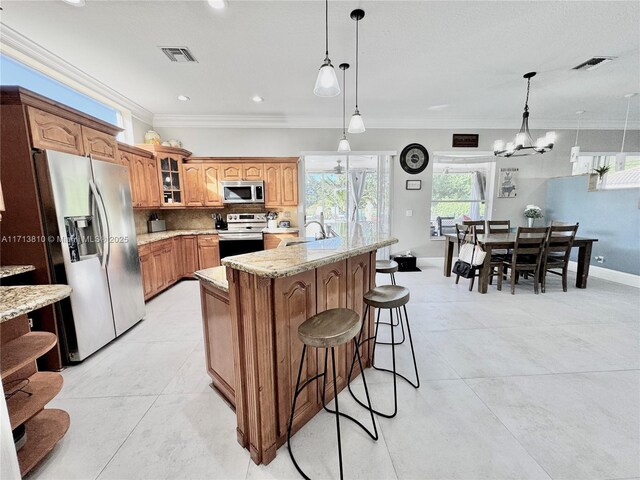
[118,144,157,208]
[81,126,118,163]
[136,145,192,208]
[242,163,263,180]
[264,163,282,207]
[182,235,199,275]
[220,163,242,181]
[198,235,221,269]
[139,245,155,299]
[145,158,162,208]
[281,163,298,206]
[26,106,84,156]
[203,163,223,206]
[183,163,204,206]
[263,232,299,249]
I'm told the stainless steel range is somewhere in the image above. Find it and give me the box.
[218,213,267,258]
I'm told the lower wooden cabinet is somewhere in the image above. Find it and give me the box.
[139,234,221,300]
[198,235,221,270]
[264,232,299,249]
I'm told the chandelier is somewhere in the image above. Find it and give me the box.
[494,72,555,157]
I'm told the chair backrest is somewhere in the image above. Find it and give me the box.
[437,216,456,236]
[455,223,476,248]
[544,224,579,262]
[463,220,485,235]
[551,220,578,227]
[486,220,510,234]
[512,227,548,258]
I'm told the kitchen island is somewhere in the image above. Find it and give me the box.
[195,233,397,465]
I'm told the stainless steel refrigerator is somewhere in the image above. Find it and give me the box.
[35,150,145,361]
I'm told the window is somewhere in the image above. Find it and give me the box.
[0,54,119,126]
[430,158,494,237]
[573,153,640,189]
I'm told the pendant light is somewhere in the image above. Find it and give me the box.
[570,110,584,163]
[338,63,351,152]
[313,0,340,97]
[616,93,637,169]
[348,9,365,134]
[493,72,555,157]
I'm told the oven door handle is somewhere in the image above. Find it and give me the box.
[219,233,264,241]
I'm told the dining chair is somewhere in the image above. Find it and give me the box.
[486,220,511,234]
[463,220,485,235]
[498,227,549,294]
[455,225,482,291]
[541,223,579,293]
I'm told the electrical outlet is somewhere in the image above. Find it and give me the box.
[284,211,291,219]
[595,256,604,264]
[28,317,33,328]
[406,210,413,217]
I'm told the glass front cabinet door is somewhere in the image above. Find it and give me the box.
[159,155,184,206]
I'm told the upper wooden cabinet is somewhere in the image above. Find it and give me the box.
[118,144,159,208]
[242,163,263,180]
[220,164,242,181]
[203,164,223,206]
[264,162,298,207]
[281,163,298,206]
[27,106,84,155]
[81,126,118,163]
[183,163,204,207]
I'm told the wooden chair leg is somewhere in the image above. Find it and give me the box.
[510,269,517,295]
[562,267,568,292]
[455,273,460,285]
[497,268,503,291]
[469,275,475,292]
[541,269,546,293]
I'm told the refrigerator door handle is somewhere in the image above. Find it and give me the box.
[89,180,110,269]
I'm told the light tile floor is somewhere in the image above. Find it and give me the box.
[28,260,639,480]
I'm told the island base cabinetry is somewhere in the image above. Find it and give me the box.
[223,251,376,465]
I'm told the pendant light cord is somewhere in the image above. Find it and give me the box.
[524,77,531,111]
[621,95,632,153]
[342,68,346,134]
[324,0,329,55]
[355,18,359,109]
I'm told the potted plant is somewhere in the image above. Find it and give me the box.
[592,165,611,189]
[523,205,543,227]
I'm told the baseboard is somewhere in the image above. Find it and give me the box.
[567,261,640,288]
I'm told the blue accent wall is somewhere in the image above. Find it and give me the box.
[546,175,640,275]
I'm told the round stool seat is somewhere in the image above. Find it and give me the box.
[298,308,362,348]
[376,260,399,274]
[364,285,410,309]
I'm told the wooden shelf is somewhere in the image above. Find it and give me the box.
[6,372,64,429]
[17,408,70,476]
[0,332,57,380]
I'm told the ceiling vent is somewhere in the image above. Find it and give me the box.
[572,57,615,71]
[160,47,198,63]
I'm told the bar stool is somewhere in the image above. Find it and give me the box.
[375,259,405,344]
[348,285,420,418]
[375,259,398,285]
[287,308,378,480]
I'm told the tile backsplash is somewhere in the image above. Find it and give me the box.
[134,206,298,235]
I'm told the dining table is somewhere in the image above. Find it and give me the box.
[443,233,599,294]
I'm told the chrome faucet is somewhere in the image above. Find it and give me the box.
[304,220,327,240]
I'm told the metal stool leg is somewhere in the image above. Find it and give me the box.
[287,345,310,480]
[330,348,344,479]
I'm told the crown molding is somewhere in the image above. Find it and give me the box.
[153,113,640,130]
[0,23,153,124]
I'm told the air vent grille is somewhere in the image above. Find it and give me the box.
[160,47,198,63]
[572,57,614,71]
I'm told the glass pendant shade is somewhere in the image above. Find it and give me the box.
[314,62,340,97]
[337,136,351,152]
[348,111,365,133]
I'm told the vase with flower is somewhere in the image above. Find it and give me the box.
[524,205,543,227]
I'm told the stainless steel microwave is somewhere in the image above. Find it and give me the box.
[221,180,265,204]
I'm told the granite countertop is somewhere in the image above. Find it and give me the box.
[0,265,36,279]
[222,233,398,278]
[194,266,228,292]
[137,229,220,246]
[262,228,300,234]
[0,285,72,323]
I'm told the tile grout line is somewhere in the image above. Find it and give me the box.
[94,394,161,480]
[462,377,557,480]
[376,418,401,480]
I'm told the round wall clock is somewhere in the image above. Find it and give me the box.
[400,143,429,174]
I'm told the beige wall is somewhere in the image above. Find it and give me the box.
[153,125,639,256]
[131,117,153,144]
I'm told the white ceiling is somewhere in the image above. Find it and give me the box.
[1,0,639,129]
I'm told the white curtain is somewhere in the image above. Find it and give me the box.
[470,171,486,220]
[349,170,367,222]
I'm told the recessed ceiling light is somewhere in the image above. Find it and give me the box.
[252,96,264,103]
[62,0,85,6]
[208,0,227,9]
[177,95,191,102]
[428,104,449,111]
